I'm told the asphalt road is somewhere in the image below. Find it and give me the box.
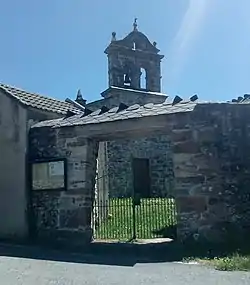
[0,252,250,285]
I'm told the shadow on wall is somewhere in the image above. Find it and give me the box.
[152,224,177,240]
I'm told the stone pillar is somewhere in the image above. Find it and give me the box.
[131,66,141,89]
[171,108,227,243]
[29,127,98,246]
[96,142,109,221]
[147,61,161,92]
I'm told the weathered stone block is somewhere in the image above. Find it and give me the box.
[173,141,200,153]
[68,180,93,191]
[172,129,192,142]
[175,176,205,184]
[174,164,198,177]
[66,138,87,151]
[59,195,88,209]
[58,127,77,139]
[176,196,207,213]
[193,127,217,143]
[178,212,201,238]
[60,207,91,229]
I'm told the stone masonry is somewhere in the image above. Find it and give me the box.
[172,104,250,242]
[106,135,174,198]
[27,21,250,245]
[88,90,172,201]
[29,126,98,244]
[29,102,250,244]
[86,22,170,202]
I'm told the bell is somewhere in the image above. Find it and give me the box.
[124,73,131,84]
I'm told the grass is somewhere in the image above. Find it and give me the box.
[185,253,250,271]
[209,254,250,271]
[94,198,177,240]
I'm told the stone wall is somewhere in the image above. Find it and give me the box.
[29,102,250,244]
[29,126,98,245]
[88,88,169,200]
[87,88,167,111]
[106,135,174,198]
[172,104,250,243]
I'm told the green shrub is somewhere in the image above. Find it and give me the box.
[212,254,250,271]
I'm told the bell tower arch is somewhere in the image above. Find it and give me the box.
[104,19,164,93]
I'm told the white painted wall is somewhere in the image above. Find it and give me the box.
[0,91,28,238]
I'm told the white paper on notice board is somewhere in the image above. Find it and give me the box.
[49,161,64,176]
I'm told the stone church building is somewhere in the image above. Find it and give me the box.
[1,21,250,244]
[87,20,173,201]
[0,21,170,240]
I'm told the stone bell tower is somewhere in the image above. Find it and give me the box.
[104,19,164,93]
[90,20,170,210]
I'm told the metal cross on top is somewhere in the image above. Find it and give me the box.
[133,18,138,31]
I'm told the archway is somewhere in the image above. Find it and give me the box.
[140,68,146,89]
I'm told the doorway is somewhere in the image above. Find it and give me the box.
[93,137,177,241]
[132,158,151,198]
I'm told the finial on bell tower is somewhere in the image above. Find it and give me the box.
[75,89,86,106]
[133,18,138,31]
[111,31,116,42]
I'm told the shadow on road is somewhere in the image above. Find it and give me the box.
[0,244,137,267]
[0,239,249,267]
[0,241,184,267]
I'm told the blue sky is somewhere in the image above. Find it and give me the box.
[0,0,250,103]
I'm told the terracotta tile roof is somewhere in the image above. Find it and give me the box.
[0,83,83,115]
[32,100,198,129]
